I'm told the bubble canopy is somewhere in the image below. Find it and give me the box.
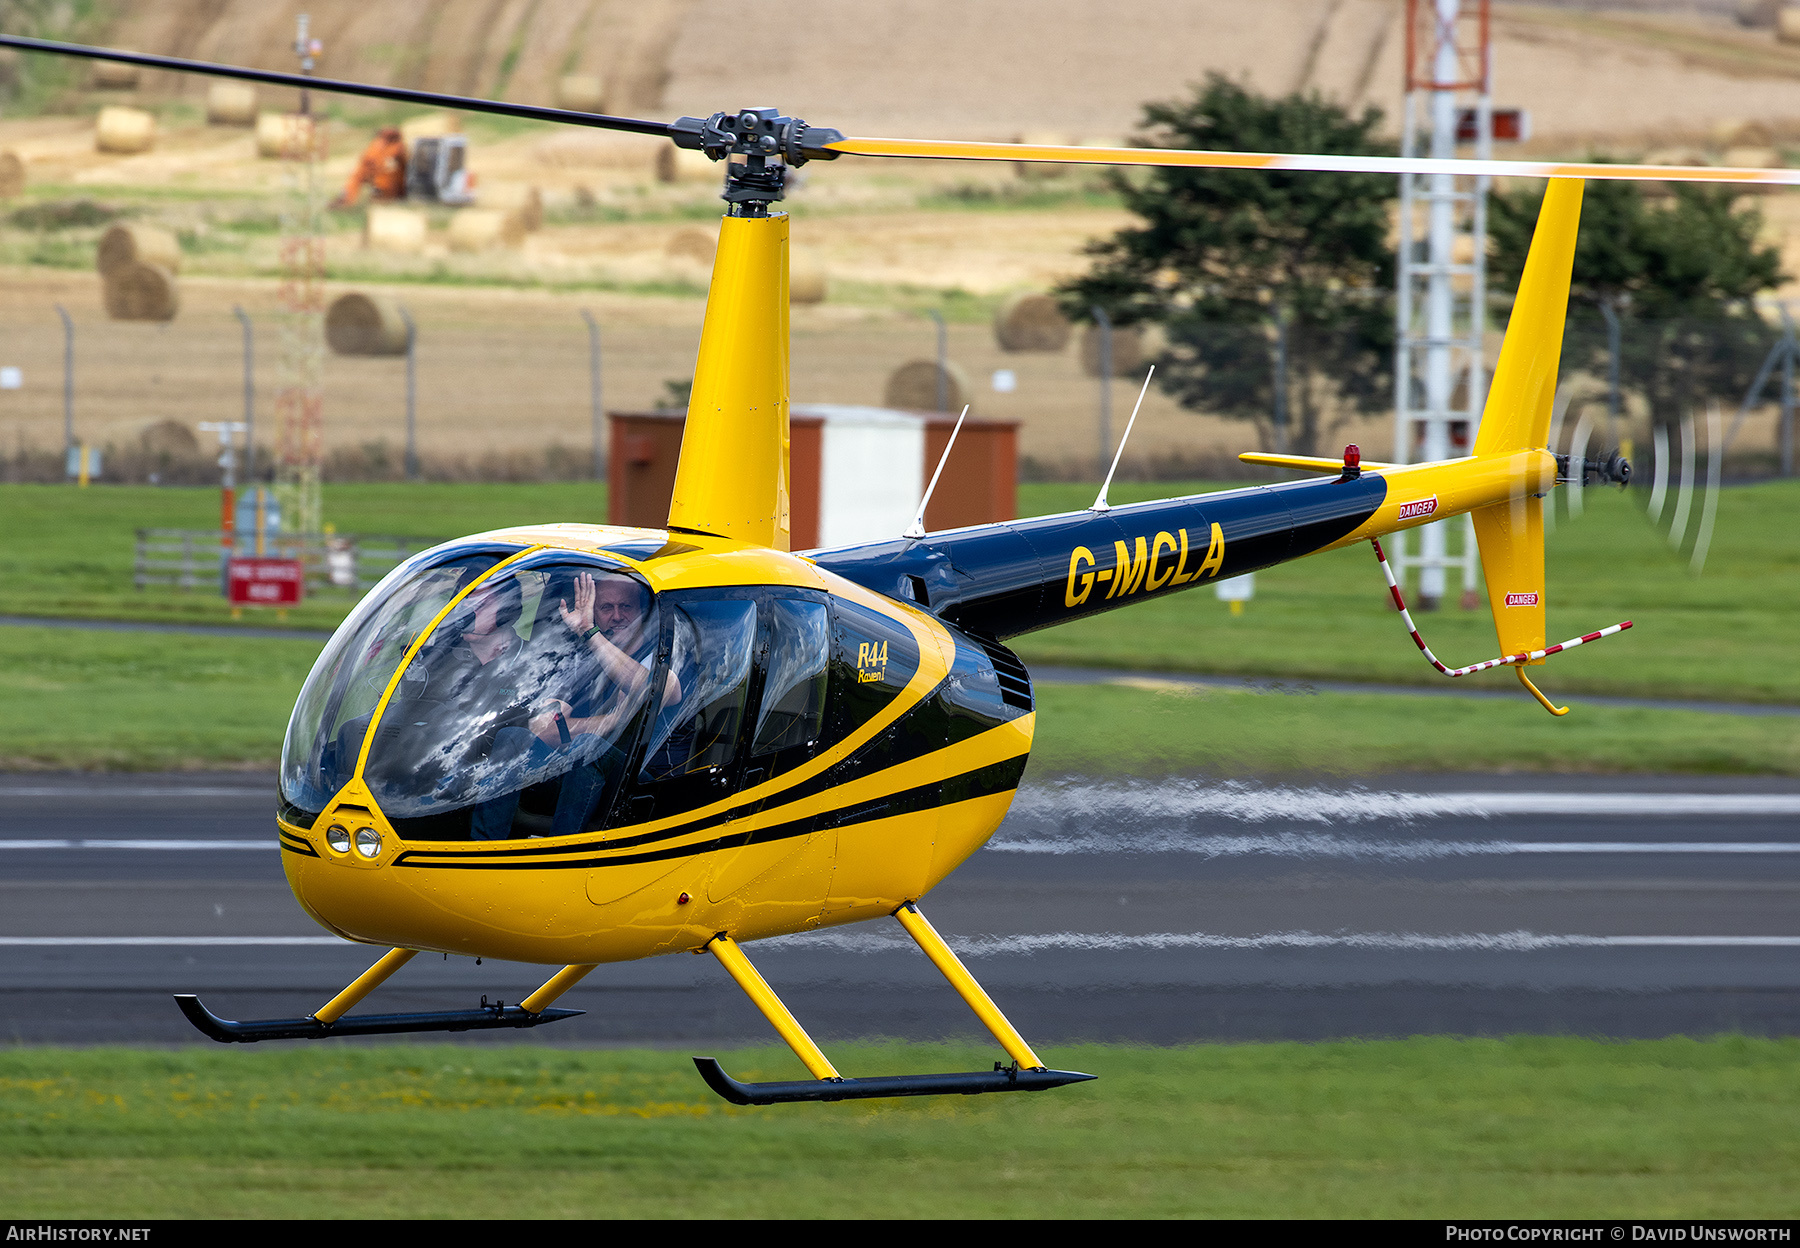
[280,542,661,839]
[280,536,1030,845]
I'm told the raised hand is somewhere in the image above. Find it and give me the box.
[558,572,596,635]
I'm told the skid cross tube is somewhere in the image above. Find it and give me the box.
[174,951,589,1043]
[694,927,1094,1106]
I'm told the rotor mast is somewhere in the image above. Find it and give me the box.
[663,109,841,551]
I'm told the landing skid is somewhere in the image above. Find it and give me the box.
[695,902,1095,1105]
[175,993,581,1043]
[693,1057,1094,1106]
[175,949,598,1044]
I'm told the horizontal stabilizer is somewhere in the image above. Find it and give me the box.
[1238,451,1397,473]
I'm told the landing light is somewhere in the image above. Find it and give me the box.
[354,827,382,859]
[325,824,350,854]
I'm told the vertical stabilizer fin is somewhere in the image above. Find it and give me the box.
[1475,178,1583,456]
[667,214,792,549]
[1471,495,1547,663]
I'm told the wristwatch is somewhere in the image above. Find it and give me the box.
[581,625,603,640]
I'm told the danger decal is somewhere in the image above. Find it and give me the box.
[1396,496,1439,521]
[1504,592,1540,607]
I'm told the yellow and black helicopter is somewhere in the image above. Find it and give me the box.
[11,33,1781,1105]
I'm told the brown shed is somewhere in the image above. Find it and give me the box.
[607,406,1017,550]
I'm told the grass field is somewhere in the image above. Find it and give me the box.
[3,1038,1796,1218]
[5,625,1798,774]
[3,477,1797,773]
[6,477,1800,703]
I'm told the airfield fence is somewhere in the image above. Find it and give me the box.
[133,529,437,595]
[2,301,1795,487]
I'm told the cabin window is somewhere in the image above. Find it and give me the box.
[637,597,759,788]
[750,598,830,765]
[353,555,660,840]
[280,545,520,820]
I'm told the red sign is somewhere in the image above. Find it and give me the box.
[1456,108,1529,144]
[228,558,305,606]
[1397,496,1439,521]
[1504,592,1540,608]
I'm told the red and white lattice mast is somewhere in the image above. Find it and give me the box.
[1393,0,1491,610]
[273,13,326,544]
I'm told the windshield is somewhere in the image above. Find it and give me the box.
[280,543,521,819]
[361,555,660,840]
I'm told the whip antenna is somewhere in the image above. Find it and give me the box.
[904,405,969,539]
[1092,365,1154,512]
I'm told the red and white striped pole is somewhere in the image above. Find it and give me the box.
[1370,537,1630,710]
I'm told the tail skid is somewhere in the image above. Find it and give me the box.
[1369,537,1631,716]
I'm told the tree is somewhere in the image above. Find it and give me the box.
[1056,75,1397,456]
[1488,178,1784,431]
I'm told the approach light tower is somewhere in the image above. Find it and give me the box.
[1393,0,1490,610]
[273,13,327,543]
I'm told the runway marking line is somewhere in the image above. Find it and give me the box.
[9,932,1800,950]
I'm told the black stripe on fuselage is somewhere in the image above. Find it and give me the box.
[811,473,1388,639]
[279,831,319,857]
[383,683,1016,865]
[389,754,1028,872]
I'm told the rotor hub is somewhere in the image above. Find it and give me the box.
[670,108,844,217]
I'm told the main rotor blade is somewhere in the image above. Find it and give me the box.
[0,34,674,139]
[826,135,1800,187]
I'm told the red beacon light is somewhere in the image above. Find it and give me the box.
[1341,444,1362,480]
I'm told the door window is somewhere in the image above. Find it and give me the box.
[638,597,759,788]
[751,598,830,764]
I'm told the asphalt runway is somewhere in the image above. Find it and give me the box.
[4,770,1800,1049]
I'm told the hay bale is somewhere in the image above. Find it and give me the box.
[1079,322,1167,378]
[1780,7,1800,42]
[1713,118,1775,147]
[326,292,410,356]
[1014,129,1071,180]
[665,227,716,264]
[994,292,1071,352]
[656,145,719,183]
[205,82,257,126]
[447,207,527,252]
[884,358,970,411]
[1723,145,1782,169]
[255,111,315,158]
[557,74,606,113]
[90,60,139,90]
[0,150,23,199]
[480,184,542,231]
[401,113,460,144]
[139,418,199,457]
[790,260,828,304]
[103,261,178,321]
[363,205,427,253]
[95,106,155,155]
[96,223,181,279]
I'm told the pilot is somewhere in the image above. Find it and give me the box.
[519,570,679,838]
[410,571,541,838]
[528,571,661,746]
